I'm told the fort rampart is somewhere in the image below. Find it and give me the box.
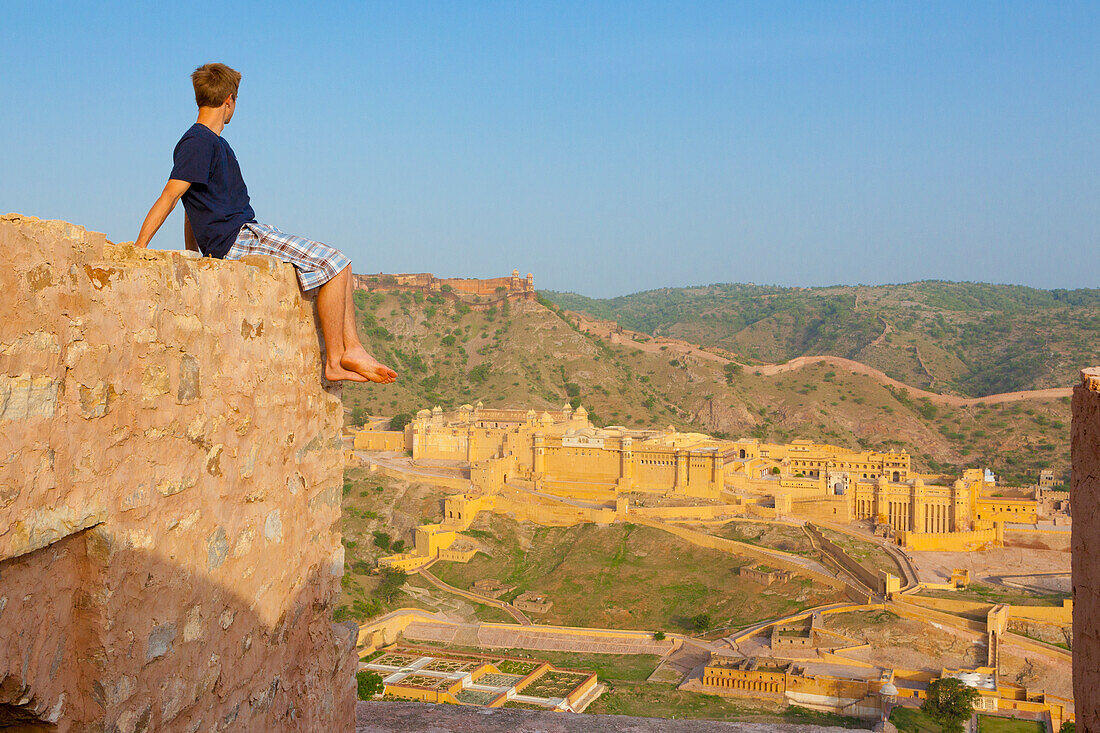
[0,215,356,731]
[352,270,536,307]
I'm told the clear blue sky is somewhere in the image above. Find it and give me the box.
[3,2,1097,297]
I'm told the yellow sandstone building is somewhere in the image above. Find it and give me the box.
[354,404,1038,551]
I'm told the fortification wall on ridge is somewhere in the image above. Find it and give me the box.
[352,270,536,306]
[0,215,356,731]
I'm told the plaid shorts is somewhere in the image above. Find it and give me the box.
[225,222,351,291]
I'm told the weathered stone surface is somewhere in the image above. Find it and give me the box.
[1073,367,1100,733]
[354,702,874,732]
[0,214,355,731]
[146,623,177,663]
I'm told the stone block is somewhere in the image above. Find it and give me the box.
[207,527,228,569]
[178,354,200,403]
[264,510,282,544]
[146,623,177,663]
[0,374,60,420]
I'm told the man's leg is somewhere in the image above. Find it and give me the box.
[317,265,368,383]
[337,269,397,383]
[344,267,366,351]
[229,224,396,383]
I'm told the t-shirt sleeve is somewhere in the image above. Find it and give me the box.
[170,134,214,184]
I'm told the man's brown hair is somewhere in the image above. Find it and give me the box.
[191,63,242,108]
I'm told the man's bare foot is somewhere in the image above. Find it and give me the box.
[341,346,398,384]
[325,362,370,383]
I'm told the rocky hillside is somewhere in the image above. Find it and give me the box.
[343,289,1070,486]
[545,282,1100,398]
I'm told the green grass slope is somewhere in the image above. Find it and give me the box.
[429,513,844,632]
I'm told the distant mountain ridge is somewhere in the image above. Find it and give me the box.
[543,280,1100,398]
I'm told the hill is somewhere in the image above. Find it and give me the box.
[543,281,1100,398]
[342,288,1071,486]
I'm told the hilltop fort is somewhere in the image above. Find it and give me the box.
[352,270,536,307]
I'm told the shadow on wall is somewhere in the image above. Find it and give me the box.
[0,527,357,731]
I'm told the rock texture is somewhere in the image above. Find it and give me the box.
[354,702,874,732]
[1073,366,1100,733]
[0,215,356,731]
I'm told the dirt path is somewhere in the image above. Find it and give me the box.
[568,314,1071,407]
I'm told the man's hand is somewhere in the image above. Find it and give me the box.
[135,179,191,249]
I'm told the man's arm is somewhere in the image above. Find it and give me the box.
[135,179,191,249]
[183,214,200,252]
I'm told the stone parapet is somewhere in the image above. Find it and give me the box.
[354,701,874,731]
[1073,367,1100,732]
[0,215,355,730]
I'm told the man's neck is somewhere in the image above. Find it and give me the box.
[196,107,225,136]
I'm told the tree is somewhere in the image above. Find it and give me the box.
[691,613,712,633]
[921,678,980,733]
[1058,723,1075,733]
[468,364,490,384]
[389,412,413,431]
[350,405,366,426]
[356,670,384,699]
[375,568,408,603]
[723,362,743,385]
[653,631,666,641]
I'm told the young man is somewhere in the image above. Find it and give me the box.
[135,62,397,385]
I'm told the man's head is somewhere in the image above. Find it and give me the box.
[191,63,241,123]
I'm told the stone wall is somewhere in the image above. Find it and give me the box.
[1073,367,1100,732]
[0,215,356,731]
[355,701,874,732]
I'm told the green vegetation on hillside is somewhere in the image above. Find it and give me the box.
[335,468,452,622]
[545,281,1099,397]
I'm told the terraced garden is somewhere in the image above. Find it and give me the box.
[522,670,590,698]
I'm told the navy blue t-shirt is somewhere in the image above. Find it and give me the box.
[170,123,255,258]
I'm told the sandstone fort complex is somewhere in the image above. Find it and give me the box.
[355,402,1040,555]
